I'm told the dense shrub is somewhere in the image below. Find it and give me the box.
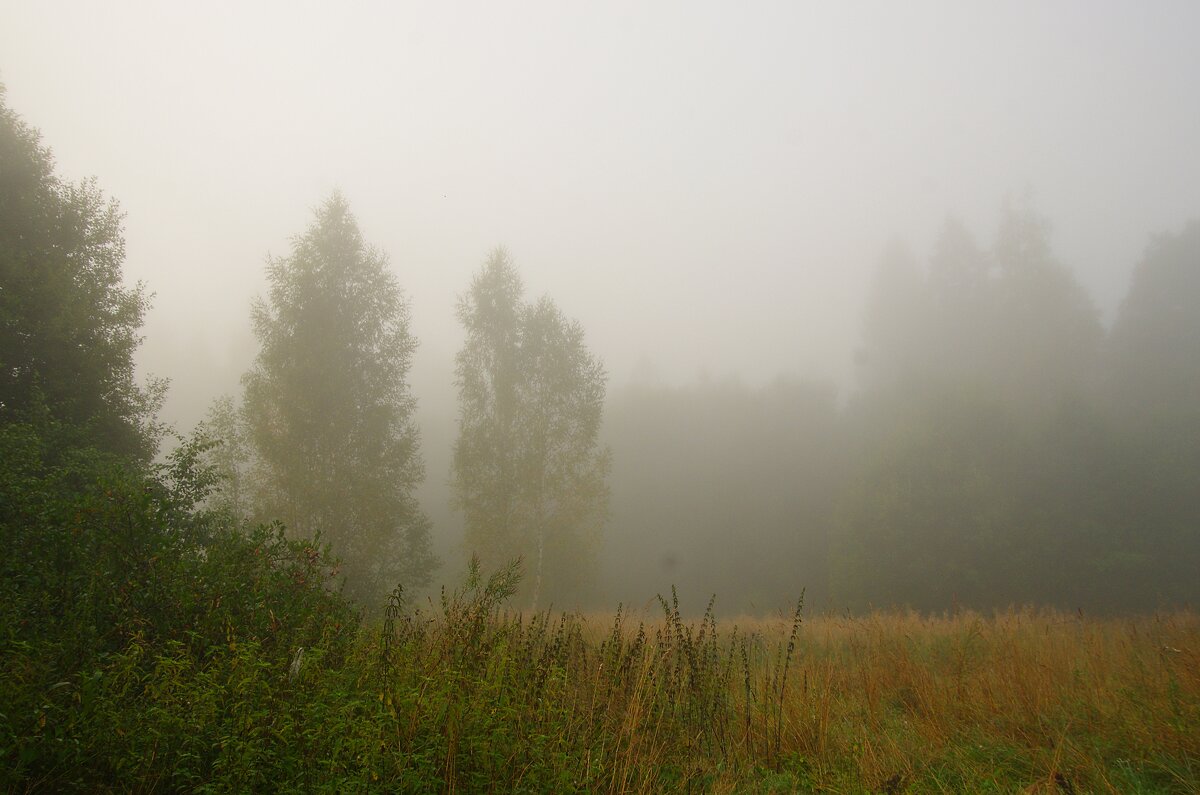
[0,422,358,789]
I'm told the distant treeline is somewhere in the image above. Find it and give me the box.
[601,206,1199,614]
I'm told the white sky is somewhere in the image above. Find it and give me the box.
[3,1,1199,429]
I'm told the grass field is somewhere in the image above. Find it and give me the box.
[357,569,1200,792]
[7,561,1198,792]
[686,606,1200,792]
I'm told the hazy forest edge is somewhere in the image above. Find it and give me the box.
[2,83,1199,792]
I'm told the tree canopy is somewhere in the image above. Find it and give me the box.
[242,194,436,601]
[1108,220,1200,424]
[859,201,1102,410]
[453,249,610,608]
[0,85,160,460]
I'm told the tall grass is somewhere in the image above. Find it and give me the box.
[6,558,1198,792]
[357,564,1198,792]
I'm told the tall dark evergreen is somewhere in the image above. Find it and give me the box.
[1108,219,1200,424]
[0,86,161,460]
[859,204,1102,408]
[453,249,609,608]
[836,203,1114,610]
[243,194,435,601]
[1103,220,1200,604]
[989,200,1103,407]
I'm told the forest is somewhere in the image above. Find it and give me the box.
[2,70,1199,793]
[597,206,1200,615]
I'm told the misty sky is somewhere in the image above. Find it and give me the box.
[3,1,1199,430]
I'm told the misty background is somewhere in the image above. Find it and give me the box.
[4,1,1198,613]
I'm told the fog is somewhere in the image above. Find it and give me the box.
[4,2,1198,612]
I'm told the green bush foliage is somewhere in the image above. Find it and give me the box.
[0,422,358,790]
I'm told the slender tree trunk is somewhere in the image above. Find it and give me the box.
[530,459,546,612]
[531,528,544,613]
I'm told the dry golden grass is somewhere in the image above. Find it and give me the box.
[566,605,1200,792]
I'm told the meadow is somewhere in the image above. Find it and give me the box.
[12,551,1194,794]
[359,576,1199,793]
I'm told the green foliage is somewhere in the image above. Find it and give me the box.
[195,394,255,523]
[0,86,163,462]
[453,248,610,608]
[242,193,436,604]
[0,420,359,791]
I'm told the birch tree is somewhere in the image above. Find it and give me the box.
[453,249,609,608]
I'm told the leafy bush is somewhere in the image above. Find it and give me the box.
[0,422,358,789]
